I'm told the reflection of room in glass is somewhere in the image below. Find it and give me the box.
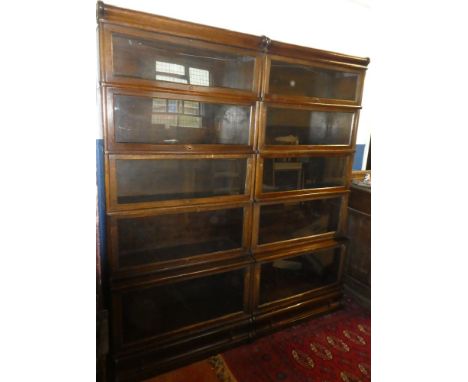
[114,94,251,145]
[117,208,244,267]
[115,158,247,204]
[266,107,354,146]
[258,198,341,245]
[112,35,255,91]
[259,248,341,304]
[263,157,347,192]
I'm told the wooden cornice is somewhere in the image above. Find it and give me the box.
[97,1,370,68]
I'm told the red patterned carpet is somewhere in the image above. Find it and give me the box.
[215,297,370,382]
[147,297,370,382]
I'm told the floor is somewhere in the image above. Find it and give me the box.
[144,359,219,382]
[143,297,370,382]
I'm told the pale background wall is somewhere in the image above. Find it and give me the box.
[99,0,374,169]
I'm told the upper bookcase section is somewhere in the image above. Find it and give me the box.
[97,2,369,104]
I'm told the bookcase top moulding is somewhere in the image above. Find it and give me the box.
[96,1,370,69]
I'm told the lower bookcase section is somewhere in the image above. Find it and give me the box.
[113,317,252,382]
[111,258,254,352]
[252,288,343,339]
[109,241,346,381]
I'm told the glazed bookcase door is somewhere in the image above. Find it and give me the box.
[252,193,348,252]
[255,153,352,199]
[100,23,262,97]
[107,154,254,211]
[111,264,252,351]
[264,55,364,106]
[105,87,258,153]
[255,245,345,309]
[108,203,252,278]
[258,102,359,152]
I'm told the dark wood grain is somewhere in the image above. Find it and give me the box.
[344,185,371,308]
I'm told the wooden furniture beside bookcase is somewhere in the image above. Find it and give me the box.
[97,2,369,381]
[344,183,371,309]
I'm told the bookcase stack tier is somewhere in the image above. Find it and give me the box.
[98,2,369,380]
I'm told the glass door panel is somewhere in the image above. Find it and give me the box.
[269,60,359,101]
[120,269,245,344]
[264,106,354,146]
[259,247,341,304]
[112,34,256,91]
[114,157,248,205]
[115,207,244,268]
[114,94,252,145]
[261,156,347,193]
[258,198,341,245]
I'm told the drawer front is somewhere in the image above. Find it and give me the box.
[109,205,251,275]
[108,154,253,210]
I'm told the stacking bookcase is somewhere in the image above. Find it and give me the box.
[97,2,369,381]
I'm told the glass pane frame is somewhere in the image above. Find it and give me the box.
[251,193,348,253]
[258,102,360,152]
[104,87,258,153]
[255,153,352,199]
[107,153,254,211]
[100,23,262,97]
[111,261,253,350]
[108,202,253,277]
[263,55,365,106]
[251,242,346,311]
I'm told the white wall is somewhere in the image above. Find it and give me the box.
[101,0,374,168]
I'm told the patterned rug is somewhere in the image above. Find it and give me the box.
[146,297,370,382]
[211,297,370,382]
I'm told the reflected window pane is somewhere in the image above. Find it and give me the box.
[262,156,347,193]
[114,95,251,145]
[115,158,247,204]
[156,61,185,75]
[189,67,210,86]
[269,61,359,100]
[258,198,341,245]
[259,248,341,304]
[155,74,188,84]
[265,107,353,146]
[121,269,245,343]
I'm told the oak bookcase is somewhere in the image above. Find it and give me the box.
[97,2,369,380]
